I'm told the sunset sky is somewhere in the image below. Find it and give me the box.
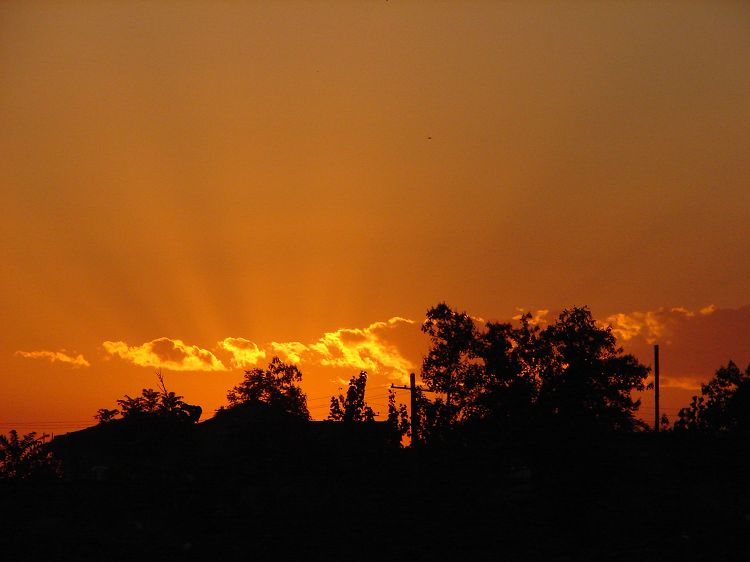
[2,2,749,434]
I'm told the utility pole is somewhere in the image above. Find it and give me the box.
[391,372,433,447]
[654,344,660,432]
[409,373,417,445]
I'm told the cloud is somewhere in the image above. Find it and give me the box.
[270,341,310,364]
[308,317,416,380]
[605,306,716,345]
[103,337,227,371]
[96,316,421,381]
[604,304,750,387]
[659,376,702,392]
[15,349,90,368]
[268,317,417,381]
[218,337,266,368]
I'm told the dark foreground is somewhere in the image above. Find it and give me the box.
[3,415,750,561]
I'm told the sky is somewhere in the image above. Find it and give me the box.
[1,1,749,434]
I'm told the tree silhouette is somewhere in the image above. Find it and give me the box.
[227,356,310,419]
[420,303,480,423]
[117,388,161,417]
[536,307,650,432]
[328,371,376,422]
[97,370,202,423]
[675,361,750,432]
[471,314,539,426]
[411,389,450,444]
[154,369,202,421]
[419,303,650,434]
[94,408,119,424]
[420,304,543,429]
[386,389,410,442]
[0,430,59,479]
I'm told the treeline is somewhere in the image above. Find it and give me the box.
[88,303,654,439]
[674,360,750,432]
[413,303,750,439]
[413,303,650,440]
[413,303,750,440]
[2,303,749,480]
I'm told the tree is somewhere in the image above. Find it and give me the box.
[94,408,119,424]
[0,430,59,479]
[386,389,410,442]
[154,370,202,421]
[116,388,161,417]
[420,303,540,428]
[536,307,650,432]
[674,361,750,432]
[421,303,481,423]
[227,356,310,419]
[328,371,376,423]
[418,303,650,435]
[471,314,539,426]
[99,370,202,423]
[411,388,450,444]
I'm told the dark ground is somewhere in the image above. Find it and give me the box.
[3,415,750,561]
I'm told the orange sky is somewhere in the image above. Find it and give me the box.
[2,2,749,434]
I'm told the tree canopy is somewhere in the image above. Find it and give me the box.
[535,307,650,431]
[418,303,651,436]
[674,361,750,432]
[95,370,202,424]
[226,356,310,419]
[328,371,376,423]
[0,430,59,480]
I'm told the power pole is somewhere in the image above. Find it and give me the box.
[409,372,418,445]
[391,372,433,446]
[654,344,660,432]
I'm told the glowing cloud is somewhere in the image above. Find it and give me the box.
[307,317,416,380]
[605,306,716,344]
[660,376,703,392]
[15,349,90,368]
[219,337,266,368]
[266,317,416,381]
[270,341,310,364]
[102,337,227,371]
